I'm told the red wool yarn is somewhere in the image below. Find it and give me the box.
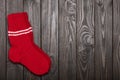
[7,12,51,75]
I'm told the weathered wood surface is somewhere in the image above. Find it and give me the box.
[0,0,6,80]
[94,0,113,80]
[59,0,76,80]
[41,0,58,80]
[113,0,120,80]
[0,0,119,80]
[76,0,94,80]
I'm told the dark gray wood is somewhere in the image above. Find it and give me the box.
[94,0,113,80]
[7,0,24,80]
[0,0,6,79]
[76,0,94,80]
[113,0,120,80]
[59,0,76,80]
[41,0,58,80]
[0,0,119,79]
[23,0,41,79]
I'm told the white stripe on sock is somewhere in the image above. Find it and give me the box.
[8,27,32,34]
[8,30,32,36]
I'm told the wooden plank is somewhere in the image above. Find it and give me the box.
[59,0,76,80]
[0,0,6,79]
[94,0,113,80]
[76,0,94,80]
[113,0,120,80]
[23,0,41,79]
[41,0,58,80]
[7,0,24,80]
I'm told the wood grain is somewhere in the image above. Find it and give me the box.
[0,0,6,79]
[94,0,113,80]
[41,0,58,80]
[59,0,76,80]
[0,0,119,80]
[113,0,120,80]
[7,0,24,80]
[76,0,94,80]
[23,0,41,79]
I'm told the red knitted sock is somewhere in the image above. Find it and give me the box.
[7,12,51,75]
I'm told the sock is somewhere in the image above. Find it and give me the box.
[7,12,51,75]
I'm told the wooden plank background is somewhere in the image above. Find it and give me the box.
[0,0,119,80]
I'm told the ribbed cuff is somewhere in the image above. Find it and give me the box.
[7,12,31,31]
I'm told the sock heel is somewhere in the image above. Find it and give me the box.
[8,47,21,63]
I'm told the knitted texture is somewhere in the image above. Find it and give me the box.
[7,12,51,75]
